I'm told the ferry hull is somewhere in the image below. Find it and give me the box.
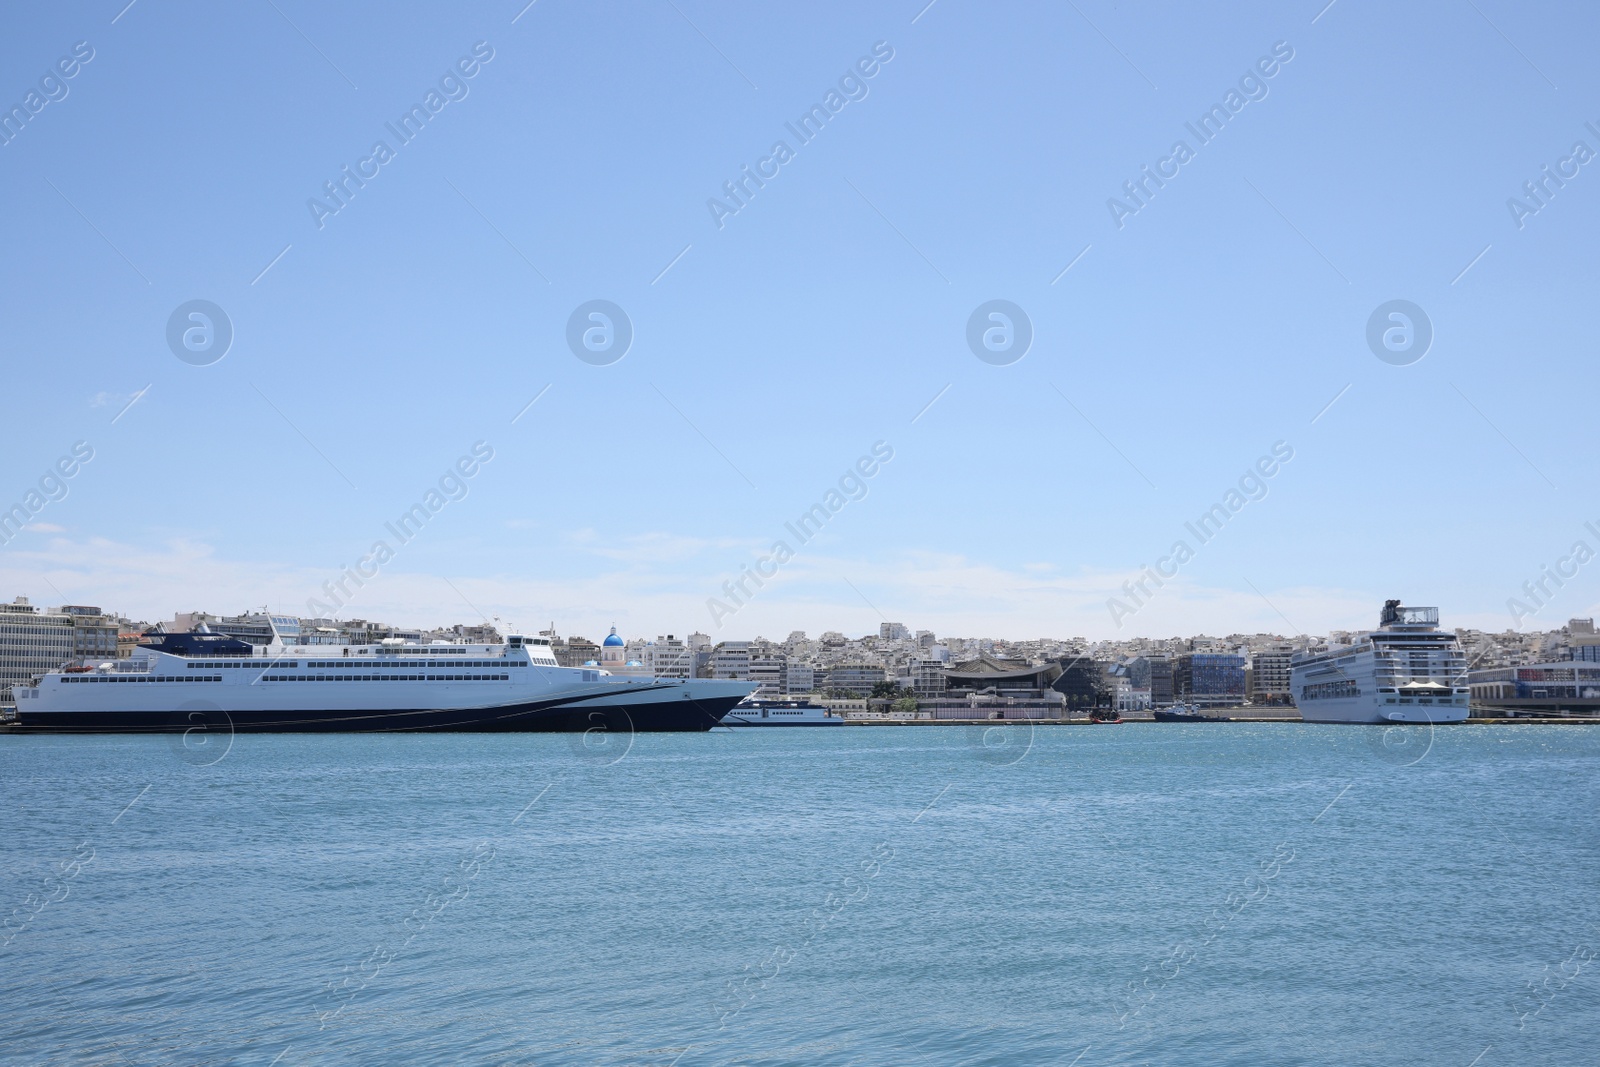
[9,692,747,734]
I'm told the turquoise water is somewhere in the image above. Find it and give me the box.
[1,723,1596,1066]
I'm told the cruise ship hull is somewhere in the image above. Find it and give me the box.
[1294,697,1469,725]
[10,682,752,735]
[10,691,747,734]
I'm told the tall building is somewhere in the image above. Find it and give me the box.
[0,597,76,705]
[1248,646,1294,705]
[1177,652,1246,708]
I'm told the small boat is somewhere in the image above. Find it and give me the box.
[1152,703,1231,723]
[1088,708,1123,724]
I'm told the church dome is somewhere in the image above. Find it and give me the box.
[602,626,624,647]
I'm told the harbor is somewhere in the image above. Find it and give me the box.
[5,598,1600,731]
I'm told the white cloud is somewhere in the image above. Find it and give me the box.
[0,532,1437,643]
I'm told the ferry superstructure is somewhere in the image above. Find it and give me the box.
[10,629,754,733]
[1289,601,1469,724]
[722,699,843,726]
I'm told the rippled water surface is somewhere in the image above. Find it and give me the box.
[2,723,1596,1065]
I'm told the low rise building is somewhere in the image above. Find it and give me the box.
[711,641,752,680]
[644,635,693,678]
[1130,654,1175,706]
[825,663,886,696]
[784,664,815,695]
[1468,660,1600,717]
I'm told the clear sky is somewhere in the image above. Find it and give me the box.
[2,0,1596,644]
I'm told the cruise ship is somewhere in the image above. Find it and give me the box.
[1289,601,1469,724]
[9,629,755,733]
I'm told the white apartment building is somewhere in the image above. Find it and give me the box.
[711,642,752,680]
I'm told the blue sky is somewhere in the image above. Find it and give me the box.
[2,0,1596,643]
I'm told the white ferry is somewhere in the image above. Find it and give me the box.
[1290,601,1469,724]
[10,628,754,733]
[722,699,844,727]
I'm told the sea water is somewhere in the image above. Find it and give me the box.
[1,723,1595,1065]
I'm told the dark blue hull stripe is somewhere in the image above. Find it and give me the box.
[10,692,746,734]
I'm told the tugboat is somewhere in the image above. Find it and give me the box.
[1088,708,1123,724]
[1152,703,1232,723]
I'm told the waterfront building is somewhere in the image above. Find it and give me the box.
[0,598,76,705]
[1114,681,1152,714]
[1248,645,1294,705]
[1130,654,1176,706]
[784,663,815,694]
[923,654,1065,718]
[1176,652,1246,708]
[1468,657,1600,717]
[825,663,886,696]
[749,654,787,698]
[911,658,948,698]
[1052,656,1110,711]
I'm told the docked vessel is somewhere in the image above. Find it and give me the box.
[722,699,843,726]
[1290,601,1469,724]
[1152,704,1231,723]
[9,629,754,733]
